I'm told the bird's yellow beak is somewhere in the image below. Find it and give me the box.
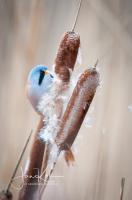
[45,70,49,75]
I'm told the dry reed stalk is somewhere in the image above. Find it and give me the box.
[0,191,12,200]
[120,178,125,200]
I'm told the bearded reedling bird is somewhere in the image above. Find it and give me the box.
[26,65,75,165]
[26,65,54,113]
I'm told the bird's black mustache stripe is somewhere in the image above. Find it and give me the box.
[38,70,45,85]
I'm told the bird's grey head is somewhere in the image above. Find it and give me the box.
[28,65,54,86]
[27,65,54,112]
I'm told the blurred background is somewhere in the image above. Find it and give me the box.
[0,0,132,199]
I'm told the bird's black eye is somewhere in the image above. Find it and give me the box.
[38,70,45,85]
[50,74,54,78]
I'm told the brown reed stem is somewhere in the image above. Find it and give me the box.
[39,31,80,199]
[40,67,99,197]
[18,117,44,200]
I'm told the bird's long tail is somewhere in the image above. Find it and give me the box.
[64,148,75,166]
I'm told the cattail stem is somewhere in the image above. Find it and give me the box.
[56,68,99,148]
[18,117,45,200]
[38,31,80,199]
[40,67,99,196]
